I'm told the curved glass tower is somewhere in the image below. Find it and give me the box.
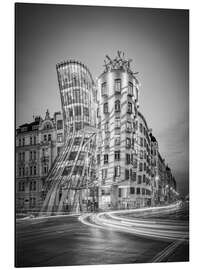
[40,60,97,215]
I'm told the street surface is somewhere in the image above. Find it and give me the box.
[15,202,189,267]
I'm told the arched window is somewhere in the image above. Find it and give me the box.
[115,100,120,112]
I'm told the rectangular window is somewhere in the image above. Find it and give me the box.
[125,169,129,180]
[118,188,122,197]
[142,188,145,195]
[115,79,121,93]
[34,151,36,160]
[84,107,89,117]
[22,152,25,161]
[75,122,82,131]
[74,105,81,116]
[97,154,100,165]
[114,165,121,177]
[29,151,32,160]
[139,162,143,172]
[128,82,133,96]
[104,121,109,132]
[140,137,143,147]
[115,151,120,161]
[22,138,25,146]
[57,120,63,130]
[126,121,131,132]
[127,102,132,114]
[143,174,146,183]
[19,138,21,146]
[48,134,51,141]
[103,103,108,114]
[34,166,36,175]
[115,100,120,112]
[102,168,108,179]
[130,187,135,194]
[114,136,120,146]
[30,137,32,145]
[44,135,47,141]
[101,82,107,96]
[69,108,73,117]
[57,133,63,143]
[137,188,140,195]
[104,154,108,164]
[126,153,131,165]
[34,136,36,144]
[140,123,143,133]
[115,117,120,129]
[132,171,136,181]
[126,138,131,149]
[30,166,32,176]
[138,175,142,184]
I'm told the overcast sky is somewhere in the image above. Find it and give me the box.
[15,4,189,196]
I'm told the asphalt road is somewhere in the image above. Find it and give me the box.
[15,204,189,267]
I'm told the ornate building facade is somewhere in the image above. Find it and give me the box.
[16,111,64,214]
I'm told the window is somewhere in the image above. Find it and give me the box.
[115,151,120,161]
[44,135,47,141]
[29,151,32,160]
[126,121,131,132]
[115,136,120,146]
[22,138,25,146]
[57,120,63,130]
[139,162,143,172]
[140,150,143,159]
[74,137,81,146]
[132,171,136,181]
[22,167,25,176]
[18,182,25,192]
[144,163,146,171]
[139,123,143,133]
[30,137,32,145]
[97,154,100,165]
[128,82,133,96]
[115,79,121,93]
[34,151,36,160]
[84,107,89,117]
[69,108,73,117]
[118,188,122,197]
[115,100,120,112]
[75,122,82,131]
[140,137,143,147]
[104,121,109,132]
[102,168,108,179]
[101,82,107,96]
[130,187,135,194]
[22,152,25,161]
[19,138,21,146]
[74,105,81,116]
[126,153,131,165]
[138,175,142,184]
[143,174,146,183]
[34,166,36,175]
[126,138,131,148]
[125,169,129,180]
[19,167,21,177]
[73,89,81,103]
[137,188,140,195]
[48,134,51,141]
[114,166,121,177]
[34,136,36,144]
[57,133,63,143]
[30,166,33,176]
[104,154,108,164]
[43,165,48,174]
[142,188,145,195]
[115,117,120,129]
[127,102,132,114]
[103,103,108,114]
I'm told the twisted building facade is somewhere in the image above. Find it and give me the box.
[16,52,178,215]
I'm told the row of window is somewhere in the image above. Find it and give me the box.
[18,181,37,192]
[103,101,132,114]
[18,165,49,177]
[118,187,151,197]
[101,80,134,96]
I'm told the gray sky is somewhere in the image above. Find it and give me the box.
[16,4,189,196]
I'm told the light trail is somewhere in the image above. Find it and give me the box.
[79,202,189,242]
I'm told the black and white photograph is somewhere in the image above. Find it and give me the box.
[14,2,189,268]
